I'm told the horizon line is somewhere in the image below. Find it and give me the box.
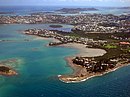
[0,5,130,7]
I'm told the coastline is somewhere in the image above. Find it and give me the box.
[35,36,126,83]
[58,57,130,83]
[23,30,130,83]
[57,43,108,83]
[32,36,61,43]
[57,43,130,83]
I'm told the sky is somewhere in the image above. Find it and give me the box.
[0,0,130,7]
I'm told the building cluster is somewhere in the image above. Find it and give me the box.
[72,53,130,73]
[72,14,130,33]
[0,14,130,33]
[0,15,50,24]
[73,57,117,72]
[24,28,107,46]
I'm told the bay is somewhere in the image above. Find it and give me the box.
[0,24,130,97]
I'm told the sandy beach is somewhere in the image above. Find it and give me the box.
[60,43,106,57]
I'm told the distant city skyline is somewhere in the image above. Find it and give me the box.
[0,0,130,7]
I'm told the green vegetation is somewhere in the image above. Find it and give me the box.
[95,48,123,61]
[70,30,130,42]
[53,30,130,63]
[104,44,117,49]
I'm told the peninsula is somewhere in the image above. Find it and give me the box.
[24,27,130,83]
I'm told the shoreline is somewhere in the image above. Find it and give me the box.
[58,43,106,57]
[56,43,130,83]
[31,35,61,43]
[58,57,130,83]
[34,36,120,83]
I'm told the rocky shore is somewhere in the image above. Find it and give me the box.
[0,58,20,76]
[0,65,17,76]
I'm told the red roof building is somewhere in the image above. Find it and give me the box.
[120,42,130,45]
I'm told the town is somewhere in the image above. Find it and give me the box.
[0,13,130,33]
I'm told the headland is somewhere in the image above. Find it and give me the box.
[24,27,130,83]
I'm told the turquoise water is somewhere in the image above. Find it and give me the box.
[0,24,130,97]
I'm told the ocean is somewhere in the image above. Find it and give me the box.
[0,6,130,97]
[0,6,130,16]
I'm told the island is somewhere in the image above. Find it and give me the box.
[0,65,17,76]
[0,59,19,76]
[56,8,98,13]
[49,25,63,28]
